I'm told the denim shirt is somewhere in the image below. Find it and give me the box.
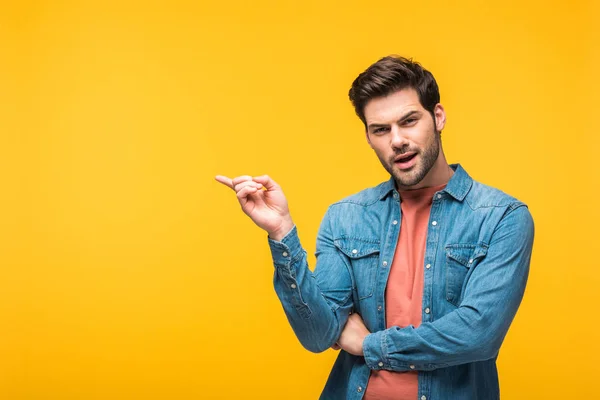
[268,164,534,400]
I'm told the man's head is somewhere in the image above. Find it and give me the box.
[348,56,448,189]
[349,56,440,128]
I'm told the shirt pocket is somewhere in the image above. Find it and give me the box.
[334,237,380,300]
[444,243,488,307]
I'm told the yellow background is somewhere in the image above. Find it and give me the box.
[1,1,598,399]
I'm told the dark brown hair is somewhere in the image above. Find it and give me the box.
[348,55,440,129]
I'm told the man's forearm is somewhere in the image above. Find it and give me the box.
[269,225,354,353]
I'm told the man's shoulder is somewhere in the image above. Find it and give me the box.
[466,178,526,210]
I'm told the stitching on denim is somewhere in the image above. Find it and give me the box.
[465,196,521,211]
[328,290,353,313]
[290,249,306,264]
[335,236,381,245]
[332,197,381,207]
[294,303,312,319]
[382,331,389,366]
[290,277,312,319]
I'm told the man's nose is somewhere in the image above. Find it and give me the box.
[390,126,409,150]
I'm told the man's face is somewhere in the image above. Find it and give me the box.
[364,88,445,190]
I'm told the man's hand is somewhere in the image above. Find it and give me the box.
[333,313,371,356]
[215,175,294,240]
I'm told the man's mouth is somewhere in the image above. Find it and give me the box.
[393,152,418,169]
[394,152,417,163]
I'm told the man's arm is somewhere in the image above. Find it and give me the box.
[338,204,534,371]
[269,208,355,352]
[216,174,354,353]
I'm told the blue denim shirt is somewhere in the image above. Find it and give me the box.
[268,164,534,400]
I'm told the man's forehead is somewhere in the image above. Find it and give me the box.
[364,89,423,124]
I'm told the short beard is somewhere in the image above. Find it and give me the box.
[387,131,441,188]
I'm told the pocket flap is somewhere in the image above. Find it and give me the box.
[334,237,380,258]
[445,243,488,267]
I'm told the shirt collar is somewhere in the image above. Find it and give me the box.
[378,163,473,202]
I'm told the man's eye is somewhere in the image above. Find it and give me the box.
[373,127,389,134]
[405,118,417,124]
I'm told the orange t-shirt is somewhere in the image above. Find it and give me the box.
[364,183,447,400]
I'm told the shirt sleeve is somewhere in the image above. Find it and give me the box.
[363,204,535,371]
[269,207,355,353]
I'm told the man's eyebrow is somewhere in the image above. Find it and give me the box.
[367,122,389,131]
[398,110,421,123]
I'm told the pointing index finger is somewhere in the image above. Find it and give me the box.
[215,175,234,189]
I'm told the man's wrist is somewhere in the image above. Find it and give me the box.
[268,219,294,241]
[357,335,366,356]
[363,331,387,369]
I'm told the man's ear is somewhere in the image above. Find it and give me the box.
[434,104,446,132]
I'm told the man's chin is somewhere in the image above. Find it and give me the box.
[393,168,424,188]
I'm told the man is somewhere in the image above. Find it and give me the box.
[216,56,534,400]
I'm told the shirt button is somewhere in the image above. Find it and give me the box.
[437,194,442,199]
[382,261,388,267]
[425,307,430,314]
[410,365,415,369]
[432,221,437,226]
[357,386,363,392]
[421,396,427,400]
[290,283,297,289]
[378,362,384,367]
[377,305,382,311]
[352,249,358,254]
[426,263,431,269]
[392,220,398,225]
[282,252,288,257]
[469,259,473,264]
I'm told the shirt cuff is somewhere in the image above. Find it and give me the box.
[363,330,389,370]
[267,225,302,267]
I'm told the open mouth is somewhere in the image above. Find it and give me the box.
[396,153,416,162]
[394,152,417,169]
